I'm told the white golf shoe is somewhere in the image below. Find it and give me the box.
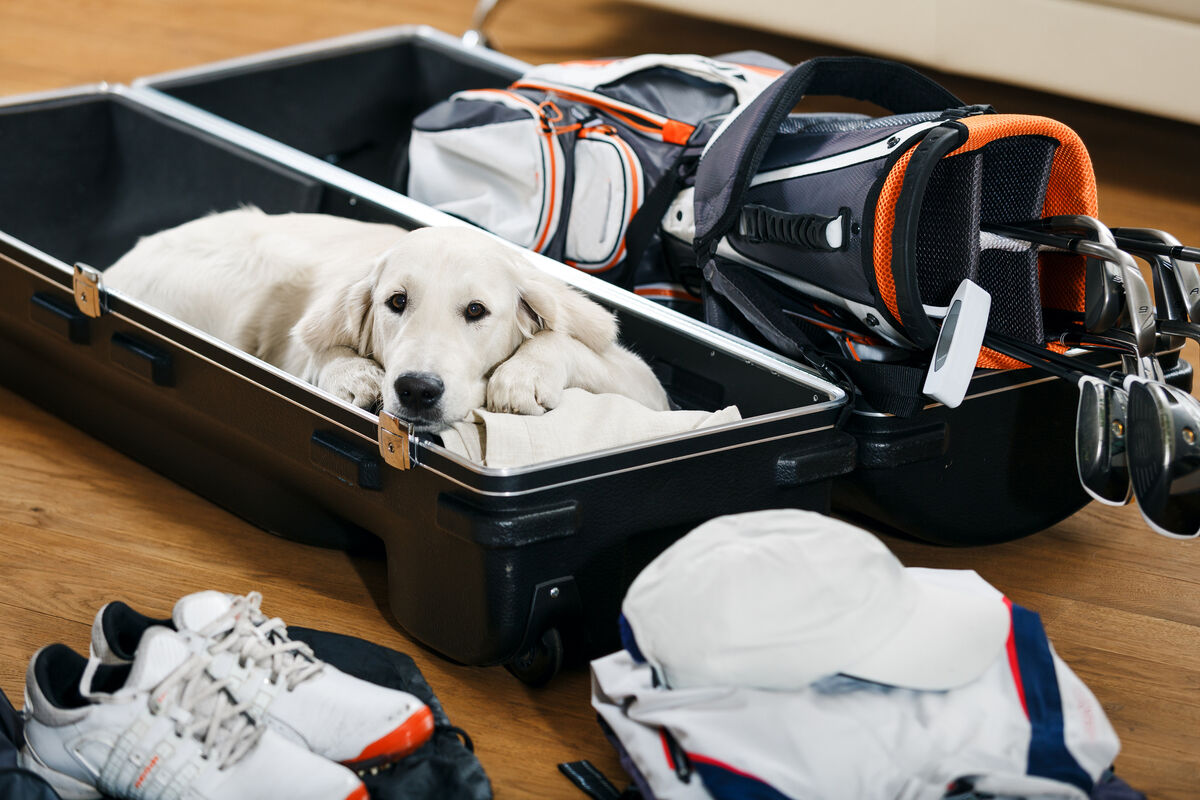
[20,627,367,800]
[90,591,434,768]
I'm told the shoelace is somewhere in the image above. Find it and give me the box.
[148,653,264,769]
[199,592,324,691]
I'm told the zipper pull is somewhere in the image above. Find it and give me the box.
[537,100,564,132]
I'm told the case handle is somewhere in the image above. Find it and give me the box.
[110,332,174,386]
[30,292,90,345]
[311,431,382,490]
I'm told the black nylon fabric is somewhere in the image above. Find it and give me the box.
[915,152,982,306]
[887,123,970,350]
[1,687,23,771]
[702,255,928,416]
[727,156,885,305]
[977,248,1045,344]
[597,68,738,123]
[289,627,493,800]
[758,114,940,171]
[979,136,1057,224]
[411,97,530,131]
[1,688,63,800]
[693,56,965,253]
[0,770,62,800]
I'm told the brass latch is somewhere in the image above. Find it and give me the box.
[73,263,105,318]
[378,411,414,470]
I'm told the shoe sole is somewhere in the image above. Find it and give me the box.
[342,705,436,771]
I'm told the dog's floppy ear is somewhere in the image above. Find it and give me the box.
[293,258,382,357]
[517,266,618,352]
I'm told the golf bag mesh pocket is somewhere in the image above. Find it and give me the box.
[978,136,1056,223]
[909,134,1060,347]
[977,247,1045,343]
[913,151,982,307]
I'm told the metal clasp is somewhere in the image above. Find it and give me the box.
[73,263,105,318]
[378,411,414,470]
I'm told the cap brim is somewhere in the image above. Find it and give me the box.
[839,571,1012,691]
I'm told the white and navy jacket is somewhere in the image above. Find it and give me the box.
[592,570,1121,800]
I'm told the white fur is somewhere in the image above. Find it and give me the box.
[103,208,670,431]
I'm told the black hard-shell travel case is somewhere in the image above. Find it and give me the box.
[0,37,849,684]
[129,25,1193,546]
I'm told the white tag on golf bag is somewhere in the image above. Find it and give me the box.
[923,279,992,408]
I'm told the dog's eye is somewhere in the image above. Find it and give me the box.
[464,301,489,321]
[387,292,407,314]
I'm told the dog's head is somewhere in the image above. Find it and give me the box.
[294,226,617,431]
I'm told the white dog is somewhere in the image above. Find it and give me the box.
[104,208,669,431]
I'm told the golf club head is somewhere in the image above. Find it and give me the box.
[1039,216,1156,355]
[1115,227,1200,323]
[1127,380,1200,538]
[1084,255,1124,334]
[1076,376,1132,506]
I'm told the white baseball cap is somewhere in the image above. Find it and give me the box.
[620,509,1011,691]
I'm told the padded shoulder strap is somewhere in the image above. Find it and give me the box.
[693,56,964,258]
[703,258,929,417]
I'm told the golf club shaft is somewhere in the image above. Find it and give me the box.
[984,331,1123,385]
[1112,236,1200,264]
[982,222,1120,260]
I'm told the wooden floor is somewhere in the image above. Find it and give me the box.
[1,1,1198,798]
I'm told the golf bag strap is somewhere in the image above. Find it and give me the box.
[703,257,928,417]
[623,146,703,290]
[887,122,970,349]
[693,56,965,259]
[557,761,626,800]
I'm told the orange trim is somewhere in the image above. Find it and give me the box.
[660,119,694,146]
[976,340,1071,371]
[533,126,560,252]
[343,705,435,766]
[795,313,876,344]
[955,115,1096,316]
[343,786,370,800]
[134,756,159,789]
[578,127,643,270]
[636,287,701,302]
[512,80,697,145]
[871,147,917,326]
[873,114,1097,367]
[953,115,1097,219]
[845,338,862,362]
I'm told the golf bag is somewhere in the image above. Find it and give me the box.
[667,56,1101,416]
[407,53,784,310]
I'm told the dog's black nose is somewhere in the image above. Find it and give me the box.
[394,373,444,411]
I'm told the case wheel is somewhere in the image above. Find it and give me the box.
[504,627,564,687]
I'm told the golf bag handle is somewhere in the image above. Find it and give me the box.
[694,56,966,255]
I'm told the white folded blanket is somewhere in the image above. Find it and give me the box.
[438,388,742,468]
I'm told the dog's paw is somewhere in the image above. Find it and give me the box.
[487,358,565,416]
[322,358,385,410]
